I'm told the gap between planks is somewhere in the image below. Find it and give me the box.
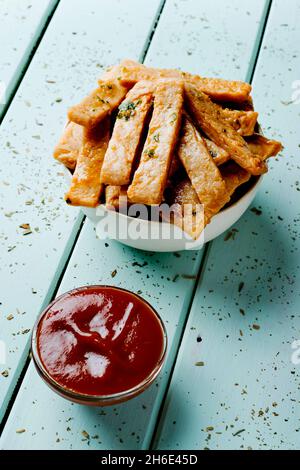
[0,0,167,438]
[0,0,61,127]
[149,0,274,450]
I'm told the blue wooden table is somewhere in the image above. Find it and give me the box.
[0,0,299,450]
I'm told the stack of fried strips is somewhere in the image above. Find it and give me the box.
[54,59,283,239]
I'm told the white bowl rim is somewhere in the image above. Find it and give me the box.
[62,121,264,242]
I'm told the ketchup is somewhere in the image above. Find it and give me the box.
[37,286,165,396]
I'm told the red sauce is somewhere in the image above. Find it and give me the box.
[37,286,165,396]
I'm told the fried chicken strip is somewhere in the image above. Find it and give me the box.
[53,122,83,170]
[177,115,230,222]
[128,79,184,205]
[100,81,153,186]
[65,119,110,207]
[68,79,127,128]
[185,84,267,175]
[118,59,251,103]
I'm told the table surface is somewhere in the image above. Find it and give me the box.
[0,0,299,450]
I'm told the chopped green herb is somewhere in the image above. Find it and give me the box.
[144,149,156,158]
[232,429,245,437]
[117,100,137,120]
[170,112,177,124]
[195,361,205,367]
[153,133,160,143]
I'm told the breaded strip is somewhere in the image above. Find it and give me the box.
[119,59,251,103]
[100,83,153,185]
[220,161,251,196]
[105,185,128,209]
[65,119,110,207]
[221,108,258,136]
[245,134,283,160]
[204,138,230,166]
[185,85,267,175]
[177,115,230,222]
[53,122,83,170]
[68,79,127,128]
[128,80,184,205]
[164,179,204,240]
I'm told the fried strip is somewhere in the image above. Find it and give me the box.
[164,179,204,240]
[185,85,267,175]
[128,80,184,205]
[65,119,110,207]
[68,79,127,128]
[221,108,258,136]
[204,138,230,166]
[53,122,83,170]
[177,115,230,222]
[105,185,128,209]
[220,161,251,196]
[245,134,283,160]
[119,59,251,103]
[100,83,153,185]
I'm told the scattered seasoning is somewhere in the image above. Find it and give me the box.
[97,97,108,104]
[252,324,260,330]
[153,133,160,143]
[205,426,214,432]
[232,429,245,437]
[209,149,217,158]
[16,429,26,434]
[251,207,262,216]
[238,282,245,293]
[195,361,205,367]
[196,336,202,343]
[19,223,32,235]
[111,269,117,278]
[81,430,90,440]
[181,274,197,280]
[239,308,245,316]
[224,228,238,241]
[7,314,14,320]
[132,261,148,268]
[1,370,9,378]
[22,329,31,335]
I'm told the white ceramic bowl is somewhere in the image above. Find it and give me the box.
[62,165,262,252]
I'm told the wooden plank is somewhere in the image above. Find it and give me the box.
[0,0,59,118]
[0,0,270,450]
[153,0,300,450]
[0,0,164,423]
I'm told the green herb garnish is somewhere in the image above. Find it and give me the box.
[144,148,156,158]
[117,100,137,120]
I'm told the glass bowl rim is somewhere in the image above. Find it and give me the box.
[31,284,168,404]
